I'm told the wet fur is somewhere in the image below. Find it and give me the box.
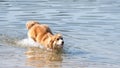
[26,21,64,50]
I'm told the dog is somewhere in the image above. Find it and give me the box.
[26,21,64,50]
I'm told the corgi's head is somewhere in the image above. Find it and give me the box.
[48,34,64,50]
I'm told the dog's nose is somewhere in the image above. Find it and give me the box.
[62,41,64,45]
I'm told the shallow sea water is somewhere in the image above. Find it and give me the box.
[0,0,120,68]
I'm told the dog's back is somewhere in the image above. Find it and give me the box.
[26,21,53,42]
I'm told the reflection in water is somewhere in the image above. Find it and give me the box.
[25,47,63,68]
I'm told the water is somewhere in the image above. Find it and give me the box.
[0,0,120,68]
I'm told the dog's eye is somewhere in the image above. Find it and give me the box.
[57,38,59,40]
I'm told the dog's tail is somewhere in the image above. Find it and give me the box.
[26,21,39,30]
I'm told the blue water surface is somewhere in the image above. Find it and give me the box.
[0,0,120,68]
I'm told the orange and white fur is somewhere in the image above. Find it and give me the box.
[26,21,64,50]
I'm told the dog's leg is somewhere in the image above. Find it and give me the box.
[28,37,34,42]
[28,31,36,42]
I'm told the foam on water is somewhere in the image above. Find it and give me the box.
[0,34,43,48]
[16,38,44,48]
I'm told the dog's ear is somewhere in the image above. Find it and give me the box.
[55,33,62,38]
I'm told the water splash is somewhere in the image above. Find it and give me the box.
[16,38,44,48]
[0,34,43,48]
